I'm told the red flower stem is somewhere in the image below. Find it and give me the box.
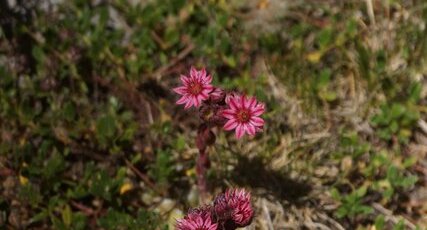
[195,123,213,203]
[196,147,209,202]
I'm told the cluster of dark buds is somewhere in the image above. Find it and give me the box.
[176,188,254,230]
[173,67,265,198]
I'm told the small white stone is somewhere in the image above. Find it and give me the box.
[155,198,176,214]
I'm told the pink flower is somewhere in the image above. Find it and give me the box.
[224,188,254,227]
[213,194,233,222]
[222,95,265,139]
[176,207,218,230]
[173,67,214,109]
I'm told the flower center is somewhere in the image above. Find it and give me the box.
[236,109,250,123]
[188,82,202,95]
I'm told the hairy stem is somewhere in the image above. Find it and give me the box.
[195,124,214,202]
[196,147,209,202]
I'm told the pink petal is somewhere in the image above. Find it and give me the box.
[246,124,256,135]
[229,98,239,110]
[240,95,246,108]
[247,97,256,108]
[199,92,209,100]
[193,68,202,81]
[190,66,197,78]
[252,104,265,116]
[195,95,205,105]
[243,96,252,109]
[201,68,206,78]
[235,125,245,139]
[206,74,212,83]
[196,217,203,227]
[221,109,236,119]
[224,119,238,130]
[250,116,264,127]
[203,85,213,92]
[193,96,201,107]
[173,86,187,95]
[225,92,239,105]
[184,99,193,109]
[211,87,223,96]
[176,96,188,105]
[180,75,190,85]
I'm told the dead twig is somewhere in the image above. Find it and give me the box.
[372,202,416,230]
[317,213,345,230]
[70,201,95,216]
[261,199,274,230]
[418,119,427,134]
[150,30,168,50]
[305,222,331,230]
[124,159,165,196]
[365,0,376,26]
[67,141,108,162]
[152,43,195,81]
[93,75,157,127]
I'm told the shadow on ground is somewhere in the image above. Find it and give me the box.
[230,155,312,205]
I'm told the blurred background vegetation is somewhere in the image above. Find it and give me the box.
[0,0,426,229]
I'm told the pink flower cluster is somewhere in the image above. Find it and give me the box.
[173,68,258,229]
[176,207,218,230]
[176,188,254,230]
[174,67,265,139]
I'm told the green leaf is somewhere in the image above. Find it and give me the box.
[63,102,76,122]
[224,55,237,67]
[174,135,186,151]
[148,149,173,189]
[400,175,418,188]
[403,157,417,168]
[389,120,399,133]
[336,207,348,218]
[32,46,45,62]
[378,129,392,140]
[390,103,405,119]
[356,205,373,215]
[51,215,67,230]
[375,215,386,230]
[387,165,399,183]
[96,114,116,141]
[19,184,43,207]
[89,170,116,201]
[97,209,133,229]
[29,210,50,224]
[355,186,367,197]
[43,151,66,180]
[61,205,72,227]
[72,213,88,230]
[97,209,164,229]
[317,27,333,48]
[383,187,394,199]
[319,91,337,102]
[330,188,341,200]
[408,82,422,102]
[317,69,331,89]
[345,19,358,37]
[393,219,405,230]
